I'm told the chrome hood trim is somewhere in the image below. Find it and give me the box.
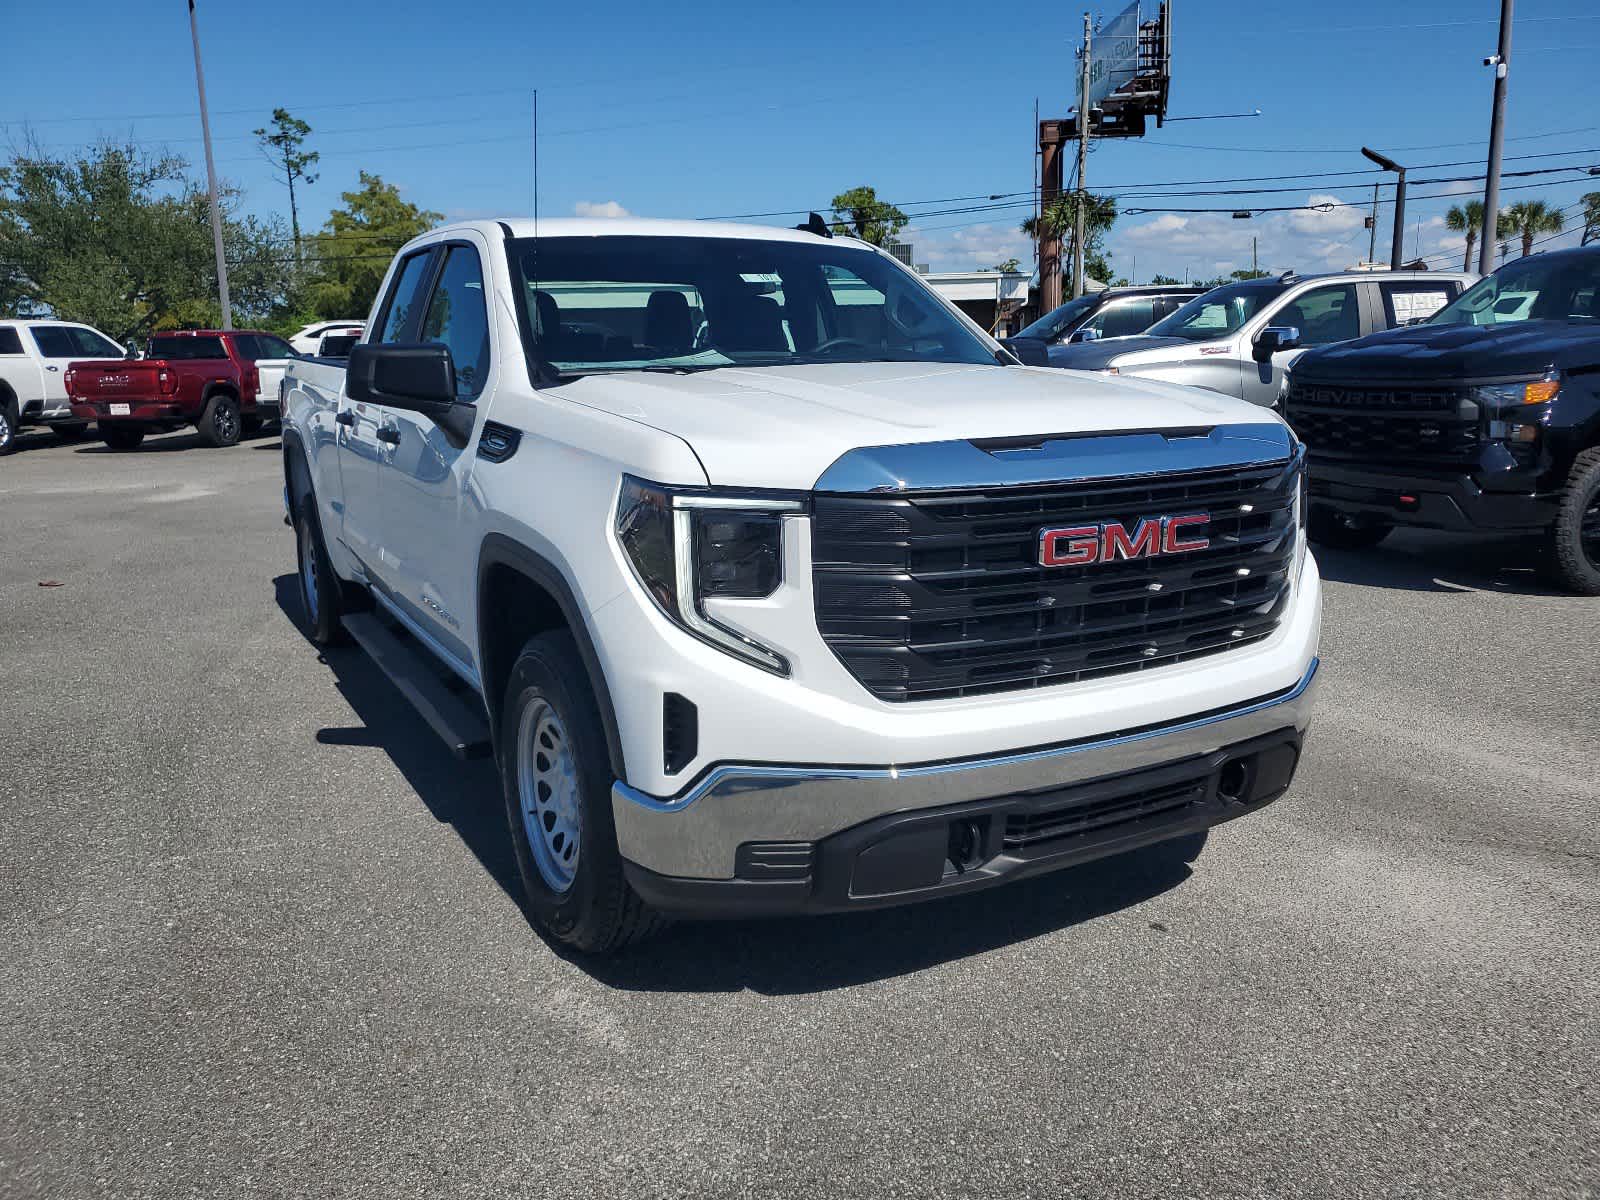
[812,421,1296,495]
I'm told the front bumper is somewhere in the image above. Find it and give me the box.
[613,657,1318,912]
[1308,458,1558,532]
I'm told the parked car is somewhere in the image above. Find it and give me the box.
[1285,246,1600,593]
[315,330,361,359]
[67,329,292,449]
[1001,285,1202,365]
[0,319,125,454]
[1048,270,1474,407]
[288,320,365,356]
[279,217,1321,953]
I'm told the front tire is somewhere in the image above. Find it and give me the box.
[196,392,242,448]
[499,631,662,954]
[99,424,145,451]
[1308,505,1393,550]
[51,421,90,443]
[1541,447,1600,595]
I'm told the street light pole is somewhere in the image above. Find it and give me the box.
[1361,147,1407,270]
[1480,0,1514,275]
[187,0,232,330]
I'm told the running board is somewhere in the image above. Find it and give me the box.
[341,612,493,760]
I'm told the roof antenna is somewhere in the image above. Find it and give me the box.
[795,211,833,238]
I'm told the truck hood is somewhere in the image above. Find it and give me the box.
[556,361,1280,490]
[1042,335,1189,371]
[1292,319,1600,381]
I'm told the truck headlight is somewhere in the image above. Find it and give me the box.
[615,476,801,675]
[1469,374,1560,409]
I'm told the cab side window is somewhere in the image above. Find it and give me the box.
[377,251,436,344]
[1084,298,1156,339]
[1380,282,1456,328]
[419,245,491,399]
[1276,284,1360,347]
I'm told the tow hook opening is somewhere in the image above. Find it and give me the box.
[1218,758,1252,805]
[946,817,990,874]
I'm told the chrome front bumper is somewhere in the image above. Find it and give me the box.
[613,658,1320,880]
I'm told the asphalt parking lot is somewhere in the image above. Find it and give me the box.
[1,427,1596,1199]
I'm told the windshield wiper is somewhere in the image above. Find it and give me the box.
[638,364,722,374]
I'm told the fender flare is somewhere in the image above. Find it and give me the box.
[477,533,628,782]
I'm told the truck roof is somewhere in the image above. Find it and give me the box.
[422,216,869,248]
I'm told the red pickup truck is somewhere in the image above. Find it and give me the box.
[67,329,296,450]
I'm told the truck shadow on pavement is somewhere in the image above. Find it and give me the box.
[1313,530,1561,596]
[273,574,1193,994]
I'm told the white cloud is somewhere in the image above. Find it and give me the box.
[1285,195,1367,235]
[901,221,1035,272]
[574,200,630,219]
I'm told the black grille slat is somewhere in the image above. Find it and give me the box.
[814,460,1300,702]
[1286,381,1482,466]
[1004,779,1205,848]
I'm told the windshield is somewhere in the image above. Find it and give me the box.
[507,235,996,373]
[1430,254,1600,327]
[1014,295,1096,341]
[1148,281,1288,342]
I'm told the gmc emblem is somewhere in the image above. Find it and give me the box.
[1039,514,1211,567]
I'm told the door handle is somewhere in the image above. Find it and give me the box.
[335,410,356,427]
[376,426,401,446]
[45,365,59,372]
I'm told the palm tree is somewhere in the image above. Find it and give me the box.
[1499,200,1564,258]
[1021,193,1117,285]
[1445,200,1485,272]
[1580,192,1600,246]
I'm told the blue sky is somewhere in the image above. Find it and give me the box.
[3,0,1598,281]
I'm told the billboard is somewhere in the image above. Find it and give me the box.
[1086,2,1142,113]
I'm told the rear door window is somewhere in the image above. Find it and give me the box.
[377,250,437,344]
[1082,297,1157,339]
[1380,282,1456,328]
[0,329,23,355]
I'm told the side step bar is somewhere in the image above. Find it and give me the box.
[341,612,493,760]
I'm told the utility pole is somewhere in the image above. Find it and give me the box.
[187,0,231,330]
[1361,147,1407,270]
[1073,10,1092,299]
[1251,236,1257,277]
[1480,0,1514,275]
[1368,183,1380,265]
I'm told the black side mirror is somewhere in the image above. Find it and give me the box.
[1253,325,1301,363]
[347,342,474,446]
[1067,326,1103,344]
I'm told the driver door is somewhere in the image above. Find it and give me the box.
[1243,282,1359,407]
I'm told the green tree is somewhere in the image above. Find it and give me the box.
[1581,192,1600,246]
[829,185,908,245]
[1021,192,1117,285]
[0,141,289,338]
[305,172,441,319]
[1499,199,1563,258]
[990,257,1022,273]
[254,107,319,263]
[1445,200,1485,272]
[1150,273,1180,285]
[1230,268,1269,281]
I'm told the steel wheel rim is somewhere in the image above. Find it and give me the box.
[215,403,237,441]
[298,521,320,621]
[516,699,581,893]
[0,409,10,445]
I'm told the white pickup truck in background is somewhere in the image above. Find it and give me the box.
[279,217,1321,954]
[0,319,125,454]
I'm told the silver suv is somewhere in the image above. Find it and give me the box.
[1047,270,1475,407]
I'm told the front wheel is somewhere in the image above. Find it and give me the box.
[1540,447,1600,595]
[1307,505,1393,550]
[295,507,348,646]
[499,631,663,954]
[196,393,242,448]
[99,424,145,451]
[0,397,17,456]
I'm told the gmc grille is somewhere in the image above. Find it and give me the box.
[1286,381,1482,466]
[812,460,1300,703]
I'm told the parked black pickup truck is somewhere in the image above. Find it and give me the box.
[1285,247,1600,593]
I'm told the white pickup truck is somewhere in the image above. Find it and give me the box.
[280,217,1321,953]
[0,319,126,454]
